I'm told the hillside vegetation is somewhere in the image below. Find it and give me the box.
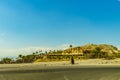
[77,44,120,59]
[0,44,120,64]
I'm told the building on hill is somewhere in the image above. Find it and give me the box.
[62,47,83,55]
[42,46,85,60]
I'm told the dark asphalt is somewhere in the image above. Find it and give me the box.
[0,66,120,80]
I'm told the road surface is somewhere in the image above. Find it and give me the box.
[0,65,120,80]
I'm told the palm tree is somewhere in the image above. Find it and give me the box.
[69,45,73,53]
[53,50,56,54]
[69,45,75,64]
[36,51,38,54]
[18,54,23,59]
[49,50,52,54]
[69,45,73,48]
[45,51,47,54]
[22,56,25,63]
[33,52,35,55]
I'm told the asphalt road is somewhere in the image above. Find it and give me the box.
[0,65,120,80]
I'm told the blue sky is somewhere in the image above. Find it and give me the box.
[0,0,120,57]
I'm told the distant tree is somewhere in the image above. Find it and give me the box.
[90,47,101,58]
[36,51,38,54]
[39,50,42,54]
[69,45,73,48]
[16,54,23,63]
[33,52,35,55]
[83,50,91,58]
[22,56,25,63]
[56,50,63,53]
[45,51,47,54]
[18,54,23,59]
[49,50,52,54]
[69,45,73,53]
[1,57,12,64]
[99,51,107,58]
[53,50,56,54]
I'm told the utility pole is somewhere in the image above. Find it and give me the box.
[69,45,75,64]
[71,56,75,64]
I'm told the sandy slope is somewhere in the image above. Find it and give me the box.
[1,59,120,69]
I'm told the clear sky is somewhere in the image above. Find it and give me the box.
[0,0,120,57]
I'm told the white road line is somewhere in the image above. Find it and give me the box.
[0,75,6,80]
[63,75,69,80]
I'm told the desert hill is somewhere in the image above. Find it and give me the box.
[62,44,120,59]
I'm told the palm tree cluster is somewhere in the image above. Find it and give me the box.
[15,51,44,63]
[0,50,43,64]
[0,50,63,64]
